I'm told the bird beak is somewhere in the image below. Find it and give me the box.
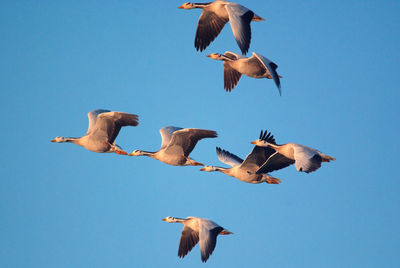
[51,139,56,142]
[206,54,212,58]
[250,140,257,144]
[200,167,205,171]
[178,4,185,9]
[162,218,167,221]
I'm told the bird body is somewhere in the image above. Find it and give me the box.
[200,130,283,184]
[207,51,281,93]
[51,109,138,154]
[162,216,232,262]
[251,139,336,173]
[130,126,217,166]
[179,1,264,54]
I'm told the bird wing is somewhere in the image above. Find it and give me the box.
[164,128,217,156]
[86,109,110,134]
[225,3,253,55]
[195,9,229,52]
[216,147,243,167]
[241,130,277,168]
[294,146,322,173]
[159,126,183,149]
[256,151,295,174]
[178,225,200,259]
[253,52,281,95]
[90,112,138,144]
[199,220,222,263]
[223,61,242,92]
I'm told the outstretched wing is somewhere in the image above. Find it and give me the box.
[165,128,217,156]
[178,225,200,259]
[253,52,281,95]
[159,126,183,149]
[241,130,277,168]
[86,109,110,134]
[225,3,253,55]
[195,9,228,52]
[216,147,243,167]
[199,220,222,263]
[256,151,295,174]
[90,112,138,143]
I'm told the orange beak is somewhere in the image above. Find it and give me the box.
[250,141,257,144]
[162,218,167,221]
[51,139,56,142]
[178,4,185,9]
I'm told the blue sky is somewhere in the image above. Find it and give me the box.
[1,0,399,267]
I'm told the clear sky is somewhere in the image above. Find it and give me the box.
[1,0,399,267]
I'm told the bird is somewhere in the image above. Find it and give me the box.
[207,51,282,93]
[51,109,138,154]
[129,126,217,166]
[162,216,232,263]
[200,130,283,184]
[251,133,336,173]
[178,1,265,55]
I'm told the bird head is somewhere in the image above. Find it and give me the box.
[200,166,217,172]
[51,136,67,143]
[251,139,268,147]
[162,216,177,223]
[206,53,224,60]
[178,2,195,9]
[128,150,143,156]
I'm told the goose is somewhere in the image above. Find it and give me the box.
[251,134,336,173]
[162,216,232,263]
[200,130,283,184]
[51,109,138,154]
[178,1,265,55]
[207,51,282,93]
[129,126,217,166]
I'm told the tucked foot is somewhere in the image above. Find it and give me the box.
[266,177,282,184]
[115,149,128,155]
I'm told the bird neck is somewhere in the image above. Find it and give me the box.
[171,217,187,223]
[192,3,211,8]
[65,137,81,145]
[140,150,156,157]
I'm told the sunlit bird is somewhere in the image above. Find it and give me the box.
[162,216,232,263]
[207,51,282,93]
[179,1,265,55]
[200,130,283,184]
[251,133,336,173]
[129,126,217,166]
[51,109,138,154]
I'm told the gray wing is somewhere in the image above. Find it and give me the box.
[223,61,242,92]
[89,112,139,143]
[253,52,281,95]
[164,128,217,156]
[225,3,253,55]
[178,225,200,259]
[195,9,229,52]
[256,151,295,174]
[86,109,110,134]
[241,130,277,168]
[216,147,243,167]
[159,126,183,149]
[199,225,223,263]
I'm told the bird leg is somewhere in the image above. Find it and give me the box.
[115,149,128,155]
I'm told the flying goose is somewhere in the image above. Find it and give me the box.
[207,51,282,93]
[129,126,217,166]
[162,216,232,263]
[251,134,336,173]
[178,1,265,55]
[51,109,138,154]
[200,130,283,184]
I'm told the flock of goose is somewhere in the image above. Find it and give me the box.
[51,1,335,263]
